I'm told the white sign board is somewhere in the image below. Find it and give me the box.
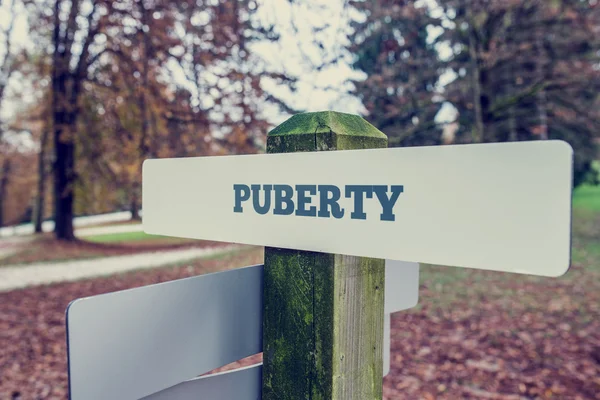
[67,261,418,399]
[143,141,572,277]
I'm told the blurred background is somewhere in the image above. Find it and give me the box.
[0,0,599,399]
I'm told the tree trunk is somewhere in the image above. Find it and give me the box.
[468,12,484,143]
[130,183,140,220]
[129,5,150,223]
[34,129,49,233]
[536,31,549,140]
[536,91,549,140]
[508,105,517,142]
[53,103,76,240]
[51,0,76,241]
[0,158,10,228]
[53,127,75,240]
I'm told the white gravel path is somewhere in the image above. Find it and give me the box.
[0,245,241,293]
[0,211,138,237]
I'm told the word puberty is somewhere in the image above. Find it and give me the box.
[233,184,404,221]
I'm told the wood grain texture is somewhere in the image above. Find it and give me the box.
[262,111,387,400]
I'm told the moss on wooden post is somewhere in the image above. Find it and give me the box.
[262,111,387,400]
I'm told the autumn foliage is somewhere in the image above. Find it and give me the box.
[0,0,598,234]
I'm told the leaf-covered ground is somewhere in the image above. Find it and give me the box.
[1,207,599,399]
[0,235,213,267]
[0,249,265,399]
[383,207,600,399]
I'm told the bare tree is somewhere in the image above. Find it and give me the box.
[0,0,19,227]
[50,0,113,240]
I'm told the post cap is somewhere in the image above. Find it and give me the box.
[268,111,387,139]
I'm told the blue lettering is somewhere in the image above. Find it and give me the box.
[233,184,250,213]
[318,185,344,219]
[273,185,295,215]
[373,185,404,221]
[251,184,272,215]
[345,185,373,220]
[295,185,317,217]
[235,183,404,220]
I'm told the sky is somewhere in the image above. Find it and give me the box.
[250,0,456,124]
[0,0,32,122]
[249,0,367,122]
[0,0,456,135]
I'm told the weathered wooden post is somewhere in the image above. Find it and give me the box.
[262,111,388,399]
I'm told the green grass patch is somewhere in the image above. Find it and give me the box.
[572,184,600,212]
[85,231,168,243]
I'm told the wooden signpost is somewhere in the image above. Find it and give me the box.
[67,111,572,399]
[262,112,389,400]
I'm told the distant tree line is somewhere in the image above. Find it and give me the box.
[349,0,600,186]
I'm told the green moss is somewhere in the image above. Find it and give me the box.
[268,111,387,139]
[263,248,318,399]
[335,134,387,150]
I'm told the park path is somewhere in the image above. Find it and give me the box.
[0,211,138,238]
[0,244,241,293]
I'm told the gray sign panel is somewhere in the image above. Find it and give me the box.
[142,363,262,400]
[67,265,263,400]
[385,259,419,314]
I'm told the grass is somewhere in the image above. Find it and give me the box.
[572,184,600,212]
[85,230,171,243]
